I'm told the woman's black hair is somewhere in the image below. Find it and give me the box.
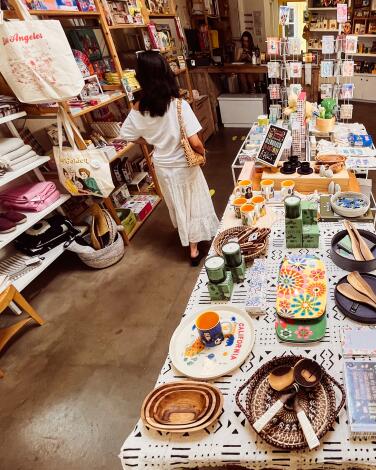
[241,31,255,50]
[136,50,180,117]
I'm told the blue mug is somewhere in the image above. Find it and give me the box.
[195,311,232,348]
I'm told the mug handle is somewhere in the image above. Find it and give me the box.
[221,321,233,335]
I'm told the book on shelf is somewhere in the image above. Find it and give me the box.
[344,360,376,436]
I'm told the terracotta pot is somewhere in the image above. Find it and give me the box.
[316,116,335,132]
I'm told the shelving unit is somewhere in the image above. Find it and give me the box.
[0,156,50,187]
[68,92,126,117]
[127,196,161,240]
[0,111,26,125]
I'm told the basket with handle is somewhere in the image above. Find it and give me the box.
[235,355,346,450]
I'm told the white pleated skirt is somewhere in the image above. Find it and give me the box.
[155,165,219,247]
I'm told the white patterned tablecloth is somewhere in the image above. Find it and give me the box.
[119,208,376,470]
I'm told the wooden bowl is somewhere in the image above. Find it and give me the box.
[152,389,209,425]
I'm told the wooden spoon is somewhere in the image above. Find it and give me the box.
[337,282,376,311]
[347,221,374,261]
[347,271,376,305]
[343,220,364,261]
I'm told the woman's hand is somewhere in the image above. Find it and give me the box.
[188,133,205,156]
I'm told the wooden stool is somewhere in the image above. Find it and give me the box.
[0,285,44,378]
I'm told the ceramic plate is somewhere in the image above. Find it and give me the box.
[276,255,327,320]
[169,305,255,379]
[275,313,327,343]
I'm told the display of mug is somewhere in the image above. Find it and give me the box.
[281,180,295,199]
[250,195,266,218]
[236,180,253,199]
[232,197,247,218]
[240,202,256,226]
[260,179,275,200]
[195,311,231,347]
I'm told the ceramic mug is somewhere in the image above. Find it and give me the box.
[236,179,253,199]
[240,203,256,226]
[232,197,247,218]
[281,180,295,199]
[261,179,275,201]
[251,195,266,218]
[195,311,232,347]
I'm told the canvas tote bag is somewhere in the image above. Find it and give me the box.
[0,2,84,104]
[53,107,115,198]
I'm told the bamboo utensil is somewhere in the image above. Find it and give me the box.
[337,283,376,310]
[347,221,375,261]
[347,271,376,305]
[343,220,364,261]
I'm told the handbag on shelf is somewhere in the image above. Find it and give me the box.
[0,1,84,104]
[176,98,206,168]
[53,106,115,198]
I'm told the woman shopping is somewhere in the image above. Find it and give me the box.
[120,51,219,265]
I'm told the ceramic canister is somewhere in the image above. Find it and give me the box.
[240,203,256,227]
[222,241,242,268]
[232,197,247,218]
[285,195,301,219]
[205,255,226,284]
[250,195,266,218]
[260,179,274,201]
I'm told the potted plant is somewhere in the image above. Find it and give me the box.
[316,98,336,132]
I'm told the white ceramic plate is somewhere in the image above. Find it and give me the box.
[169,305,255,380]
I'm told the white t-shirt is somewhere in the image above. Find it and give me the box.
[120,98,202,168]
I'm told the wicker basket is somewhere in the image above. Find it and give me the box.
[235,355,345,450]
[213,226,269,262]
[78,232,124,269]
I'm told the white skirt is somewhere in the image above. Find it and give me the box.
[155,165,219,247]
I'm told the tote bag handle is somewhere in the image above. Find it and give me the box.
[57,105,85,152]
[7,0,33,21]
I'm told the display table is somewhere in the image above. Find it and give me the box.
[119,199,376,469]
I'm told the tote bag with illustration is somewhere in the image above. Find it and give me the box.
[53,107,114,198]
[0,5,84,104]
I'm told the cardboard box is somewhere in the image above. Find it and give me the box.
[116,208,137,235]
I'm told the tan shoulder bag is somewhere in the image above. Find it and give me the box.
[176,98,206,167]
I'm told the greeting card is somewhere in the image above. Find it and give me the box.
[341,83,354,99]
[267,37,280,55]
[289,61,302,78]
[279,6,290,26]
[322,35,335,54]
[267,61,280,79]
[288,37,300,55]
[320,60,334,78]
[269,83,281,100]
[320,83,333,99]
[337,3,347,24]
[345,35,358,54]
[289,83,302,97]
[342,60,354,77]
[340,103,353,119]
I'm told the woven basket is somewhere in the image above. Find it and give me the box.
[78,232,124,269]
[213,226,269,262]
[235,355,345,450]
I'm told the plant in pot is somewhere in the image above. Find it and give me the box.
[316,98,337,132]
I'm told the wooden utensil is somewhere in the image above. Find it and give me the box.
[347,221,375,261]
[347,271,376,305]
[152,389,209,425]
[337,283,376,311]
[343,220,364,261]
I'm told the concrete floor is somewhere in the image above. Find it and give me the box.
[0,127,243,470]
[0,103,375,470]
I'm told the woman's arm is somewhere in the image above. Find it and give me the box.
[188,133,205,156]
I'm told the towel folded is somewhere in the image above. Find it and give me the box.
[0,181,60,212]
[3,144,32,161]
[0,150,37,170]
[9,154,40,171]
[0,138,24,156]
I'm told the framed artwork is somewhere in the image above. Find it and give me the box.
[329,19,338,30]
[368,21,376,33]
[354,21,366,34]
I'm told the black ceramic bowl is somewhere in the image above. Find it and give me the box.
[335,273,376,323]
[331,229,376,272]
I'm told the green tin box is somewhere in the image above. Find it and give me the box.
[285,215,303,233]
[302,224,320,248]
[301,200,318,226]
[208,271,234,300]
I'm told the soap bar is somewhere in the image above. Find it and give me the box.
[301,200,318,225]
[338,234,376,254]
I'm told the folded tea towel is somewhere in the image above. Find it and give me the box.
[0,150,37,169]
[9,153,40,171]
[0,182,60,212]
[0,138,24,156]
[4,144,32,161]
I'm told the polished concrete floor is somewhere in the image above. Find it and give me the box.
[1,103,375,470]
[0,127,243,470]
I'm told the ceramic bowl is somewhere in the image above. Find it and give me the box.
[331,229,376,272]
[330,191,370,218]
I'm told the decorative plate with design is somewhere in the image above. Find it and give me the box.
[276,255,327,320]
[169,305,255,380]
[275,314,327,343]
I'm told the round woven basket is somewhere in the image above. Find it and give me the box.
[235,355,345,450]
[213,226,269,262]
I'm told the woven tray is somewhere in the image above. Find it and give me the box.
[213,226,269,262]
[235,355,346,450]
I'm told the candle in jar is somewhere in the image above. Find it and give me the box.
[222,242,242,268]
[205,256,226,283]
[285,195,301,219]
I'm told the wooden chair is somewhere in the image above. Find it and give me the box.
[0,285,44,378]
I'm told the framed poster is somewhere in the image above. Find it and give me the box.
[256,125,289,168]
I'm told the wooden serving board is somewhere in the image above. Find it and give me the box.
[261,164,350,193]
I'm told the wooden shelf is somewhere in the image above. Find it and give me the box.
[109,143,136,162]
[308,7,336,10]
[311,28,339,32]
[0,156,50,187]
[149,13,176,18]
[355,34,376,37]
[102,84,122,91]
[28,9,100,16]
[108,23,146,29]
[0,111,26,125]
[354,52,376,57]
[128,197,161,240]
[174,68,187,75]
[69,92,126,117]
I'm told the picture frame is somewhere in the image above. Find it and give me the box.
[354,21,366,34]
[329,19,338,30]
[368,21,376,33]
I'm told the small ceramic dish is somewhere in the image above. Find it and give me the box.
[330,192,370,218]
[331,230,376,272]
[152,389,209,425]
